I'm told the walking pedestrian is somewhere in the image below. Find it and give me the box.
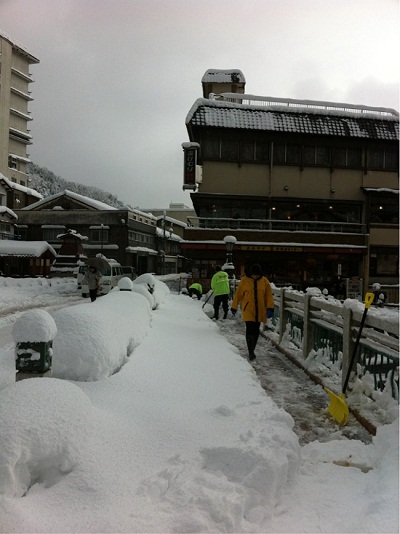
[188,282,203,300]
[83,266,101,302]
[211,265,230,319]
[231,263,274,361]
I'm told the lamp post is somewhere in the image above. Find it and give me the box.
[162,211,173,275]
[100,223,104,254]
[223,235,237,297]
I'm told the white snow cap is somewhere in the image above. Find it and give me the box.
[12,309,57,343]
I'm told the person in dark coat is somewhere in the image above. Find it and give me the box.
[83,266,101,302]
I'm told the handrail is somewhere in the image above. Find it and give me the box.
[267,287,399,399]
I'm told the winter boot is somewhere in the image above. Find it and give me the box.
[246,335,256,361]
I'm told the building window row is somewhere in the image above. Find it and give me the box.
[128,230,155,246]
[201,134,398,171]
[201,200,363,224]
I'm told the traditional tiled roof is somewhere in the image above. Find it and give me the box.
[186,98,399,140]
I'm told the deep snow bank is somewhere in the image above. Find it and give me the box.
[51,290,152,381]
[0,378,93,497]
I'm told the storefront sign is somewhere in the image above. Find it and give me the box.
[182,142,199,191]
[241,245,272,251]
[272,246,303,252]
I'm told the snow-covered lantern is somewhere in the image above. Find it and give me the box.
[13,309,57,375]
[118,277,134,291]
[223,235,237,279]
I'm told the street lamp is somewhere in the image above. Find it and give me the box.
[162,211,173,275]
[223,235,237,276]
[223,235,237,297]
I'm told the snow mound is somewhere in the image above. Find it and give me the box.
[133,274,169,309]
[12,309,57,343]
[52,291,152,381]
[0,378,93,497]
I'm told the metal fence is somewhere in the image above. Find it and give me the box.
[270,287,399,399]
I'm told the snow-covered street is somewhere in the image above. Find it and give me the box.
[217,318,373,445]
[0,277,398,533]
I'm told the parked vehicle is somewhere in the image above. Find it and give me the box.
[121,266,137,280]
[80,258,123,297]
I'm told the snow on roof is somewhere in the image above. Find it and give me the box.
[57,229,88,241]
[201,69,246,84]
[186,98,399,141]
[0,30,40,63]
[22,190,118,211]
[363,188,399,194]
[125,246,158,255]
[155,227,182,242]
[217,93,398,118]
[0,206,18,220]
[0,240,56,258]
[156,214,187,227]
[0,174,43,199]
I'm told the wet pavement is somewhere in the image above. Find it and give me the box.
[216,317,373,445]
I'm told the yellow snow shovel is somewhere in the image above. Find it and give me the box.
[325,292,375,425]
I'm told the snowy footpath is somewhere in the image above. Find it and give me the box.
[0,279,398,533]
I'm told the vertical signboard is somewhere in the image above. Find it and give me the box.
[182,142,199,191]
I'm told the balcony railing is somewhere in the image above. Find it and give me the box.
[187,217,366,234]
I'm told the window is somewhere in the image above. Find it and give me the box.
[369,196,399,224]
[43,228,62,241]
[8,156,18,169]
[0,222,11,233]
[370,247,398,277]
[303,145,315,165]
[91,229,109,243]
[286,144,301,164]
[384,149,398,170]
[346,147,361,168]
[368,148,384,169]
[274,144,285,164]
[255,140,269,162]
[315,146,330,166]
[302,145,330,166]
[221,136,239,161]
[241,140,256,162]
[332,147,346,167]
[202,137,220,159]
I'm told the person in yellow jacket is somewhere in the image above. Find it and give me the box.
[188,282,203,300]
[231,263,274,361]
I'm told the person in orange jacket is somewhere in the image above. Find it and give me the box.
[231,263,274,361]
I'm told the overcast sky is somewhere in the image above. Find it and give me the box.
[1,0,398,209]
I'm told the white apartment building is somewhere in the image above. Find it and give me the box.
[0,32,39,193]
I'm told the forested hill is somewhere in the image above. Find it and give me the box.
[27,163,131,209]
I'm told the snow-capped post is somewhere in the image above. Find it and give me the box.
[13,309,57,381]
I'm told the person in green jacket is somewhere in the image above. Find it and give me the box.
[211,265,230,320]
[188,282,203,300]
